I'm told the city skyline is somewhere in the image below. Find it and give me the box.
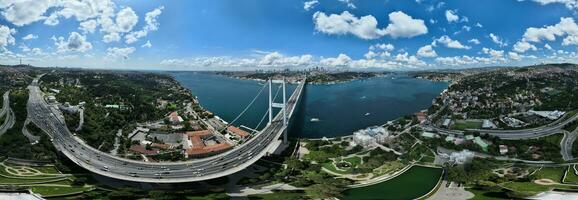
[0,0,577,70]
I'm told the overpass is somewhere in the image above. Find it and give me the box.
[27,75,306,183]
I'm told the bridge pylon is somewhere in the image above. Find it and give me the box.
[268,78,288,144]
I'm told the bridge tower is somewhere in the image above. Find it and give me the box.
[268,78,288,144]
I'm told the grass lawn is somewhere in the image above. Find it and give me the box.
[31,186,93,197]
[466,188,509,200]
[373,161,405,176]
[500,182,551,196]
[534,167,565,182]
[452,121,483,130]
[33,166,60,174]
[0,176,65,184]
[343,156,362,167]
[322,162,349,174]
[248,191,305,200]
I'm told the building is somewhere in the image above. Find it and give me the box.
[168,111,184,124]
[499,145,508,155]
[442,119,452,128]
[185,130,232,158]
[482,119,497,129]
[129,145,159,156]
[529,110,565,120]
[227,126,250,138]
[474,137,489,151]
[415,112,427,123]
[421,132,437,139]
[352,126,390,148]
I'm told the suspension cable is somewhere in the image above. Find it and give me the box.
[254,84,282,131]
[218,82,268,132]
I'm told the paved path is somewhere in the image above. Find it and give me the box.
[427,181,474,200]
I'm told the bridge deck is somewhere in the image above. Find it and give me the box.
[27,76,306,183]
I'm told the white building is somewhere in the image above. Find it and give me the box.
[353,126,390,148]
[482,119,497,129]
[529,110,565,120]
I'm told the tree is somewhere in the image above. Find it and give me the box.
[305,184,342,199]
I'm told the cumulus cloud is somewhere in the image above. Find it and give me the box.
[1,0,52,26]
[22,34,38,40]
[338,0,356,9]
[54,32,93,53]
[79,19,98,33]
[0,25,16,47]
[106,46,135,60]
[365,43,395,59]
[125,6,164,44]
[303,0,319,11]
[522,17,578,44]
[513,40,537,53]
[445,10,459,23]
[383,11,428,38]
[417,45,437,57]
[526,0,578,10]
[312,11,427,40]
[489,33,507,47]
[468,38,480,44]
[433,35,471,49]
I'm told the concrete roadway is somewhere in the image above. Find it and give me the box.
[0,91,15,136]
[27,76,306,183]
[561,128,578,161]
[422,111,578,140]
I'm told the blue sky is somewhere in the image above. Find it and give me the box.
[0,0,577,70]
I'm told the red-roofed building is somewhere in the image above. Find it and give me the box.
[168,111,184,124]
[185,130,232,158]
[227,126,249,138]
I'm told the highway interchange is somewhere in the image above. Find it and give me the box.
[27,75,306,183]
[422,111,578,140]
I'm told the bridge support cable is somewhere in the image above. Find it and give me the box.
[219,82,268,132]
[268,78,289,144]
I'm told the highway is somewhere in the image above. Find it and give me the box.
[423,111,578,140]
[27,76,306,183]
[0,91,15,136]
[561,128,578,161]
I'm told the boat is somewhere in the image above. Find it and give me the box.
[310,118,320,122]
[364,113,370,116]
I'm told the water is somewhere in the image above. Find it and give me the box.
[342,166,443,200]
[171,72,448,138]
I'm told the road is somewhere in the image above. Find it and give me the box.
[0,91,15,136]
[27,76,306,183]
[422,111,578,140]
[561,128,578,161]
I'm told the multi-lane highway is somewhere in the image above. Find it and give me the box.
[27,76,306,183]
[423,111,578,140]
[0,91,15,136]
[561,129,578,161]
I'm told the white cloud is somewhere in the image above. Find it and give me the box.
[482,47,505,61]
[527,0,578,10]
[312,11,384,40]
[320,53,351,66]
[1,0,52,26]
[79,19,98,33]
[125,6,164,44]
[106,46,135,60]
[489,33,507,47]
[544,43,553,50]
[303,0,319,11]
[468,38,481,44]
[114,7,138,33]
[417,45,437,57]
[0,25,16,47]
[54,32,92,53]
[383,11,428,38]
[445,10,459,23]
[141,40,152,48]
[513,40,538,53]
[22,34,38,40]
[103,32,120,43]
[522,17,578,43]
[338,0,356,9]
[312,11,427,39]
[508,51,522,61]
[365,43,394,59]
[475,22,483,28]
[433,35,471,49]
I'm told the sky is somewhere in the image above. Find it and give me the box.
[0,0,577,71]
